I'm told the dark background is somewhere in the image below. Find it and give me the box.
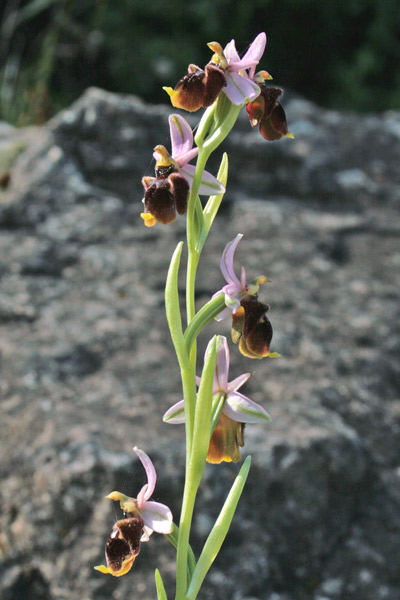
[1,0,399,126]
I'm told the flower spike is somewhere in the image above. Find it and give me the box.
[95,448,173,577]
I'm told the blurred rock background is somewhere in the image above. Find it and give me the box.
[1,2,400,600]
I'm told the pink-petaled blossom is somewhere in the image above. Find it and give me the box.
[213,235,279,359]
[141,114,225,227]
[208,32,267,105]
[213,233,267,321]
[95,447,173,577]
[163,336,270,463]
[154,114,225,194]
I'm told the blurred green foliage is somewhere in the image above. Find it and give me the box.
[1,0,399,125]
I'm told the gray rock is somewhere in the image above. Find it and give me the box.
[0,88,399,600]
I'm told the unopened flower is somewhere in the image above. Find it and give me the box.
[95,447,173,577]
[163,336,270,463]
[214,234,279,359]
[246,85,293,141]
[164,33,267,112]
[141,114,225,227]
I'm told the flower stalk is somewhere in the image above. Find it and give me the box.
[95,31,292,600]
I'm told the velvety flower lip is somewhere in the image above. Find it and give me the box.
[213,233,267,320]
[163,336,270,463]
[94,448,173,577]
[163,63,226,112]
[232,298,276,359]
[246,85,294,141]
[152,114,225,196]
[209,33,267,105]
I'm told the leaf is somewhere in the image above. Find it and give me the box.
[185,456,252,600]
[155,569,168,600]
[190,336,217,484]
[165,242,189,371]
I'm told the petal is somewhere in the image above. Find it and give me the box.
[140,500,173,534]
[94,555,136,578]
[237,32,266,70]
[240,266,247,289]
[140,525,153,542]
[224,72,261,105]
[224,39,240,64]
[163,399,186,424]
[142,175,156,190]
[245,319,273,358]
[169,172,190,216]
[231,304,246,344]
[227,372,251,393]
[224,391,271,423]
[143,180,176,225]
[136,484,148,509]
[213,304,233,322]
[96,516,144,577]
[133,447,156,503]
[207,413,244,464]
[222,281,243,297]
[169,114,194,161]
[175,147,199,168]
[163,67,206,112]
[220,234,243,286]
[180,163,225,195]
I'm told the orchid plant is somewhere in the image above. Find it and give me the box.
[96,32,292,599]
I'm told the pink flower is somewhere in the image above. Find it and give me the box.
[213,233,267,320]
[208,32,267,105]
[141,114,225,227]
[163,336,270,463]
[95,447,173,577]
[213,235,280,359]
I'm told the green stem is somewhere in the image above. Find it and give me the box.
[175,97,243,600]
[166,524,196,582]
[184,294,226,355]
[175,468,200,600]
[177,149,211,600]
[194,102,217,147]
[203,102,241,154]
